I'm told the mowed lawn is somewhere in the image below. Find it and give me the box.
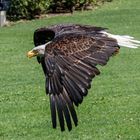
[0,0,140,139]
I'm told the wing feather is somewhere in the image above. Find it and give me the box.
[43,28,119,131]
[62,88,78,126]
[59,94,72,131]
[65,74,83,103]
[68,69,91,90]
[63,76,81,106]
[55,95,65,131]
[65,70,88,96]
[47,24,107,37]
[49,94,57,128]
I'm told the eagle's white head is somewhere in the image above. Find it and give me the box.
[27,42,51,58]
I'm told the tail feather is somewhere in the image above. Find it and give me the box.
[100,31,140,48]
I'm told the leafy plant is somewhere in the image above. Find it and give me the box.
[49,0,113,13]
[7,0,50,20]
[7,0,112,20]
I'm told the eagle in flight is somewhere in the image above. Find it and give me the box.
[27,24,140,131]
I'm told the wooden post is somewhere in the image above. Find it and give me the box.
[0,11,6,27]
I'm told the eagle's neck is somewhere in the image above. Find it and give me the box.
[34,41,52,55]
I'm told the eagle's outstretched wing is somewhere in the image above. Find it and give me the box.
[44,32,119,131]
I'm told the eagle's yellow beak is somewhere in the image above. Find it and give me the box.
[27,50,38,58]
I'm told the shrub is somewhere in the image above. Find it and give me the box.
[7,0,113,20]
[48,0,75,13]
[48,0,113,13]
[7,0,50,20]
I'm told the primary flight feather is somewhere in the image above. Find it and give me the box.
[27,24,140,131]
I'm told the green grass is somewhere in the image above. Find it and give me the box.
[0,0,140,139]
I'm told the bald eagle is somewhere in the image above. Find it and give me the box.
[27,24,140,131]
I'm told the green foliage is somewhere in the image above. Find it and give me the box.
[48,0,113,13]
[7,0,50,20]
[7,0,113,20]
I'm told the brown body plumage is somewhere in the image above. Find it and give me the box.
[27,24,139,131]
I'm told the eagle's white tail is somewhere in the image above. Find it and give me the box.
[101,31,140,48]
